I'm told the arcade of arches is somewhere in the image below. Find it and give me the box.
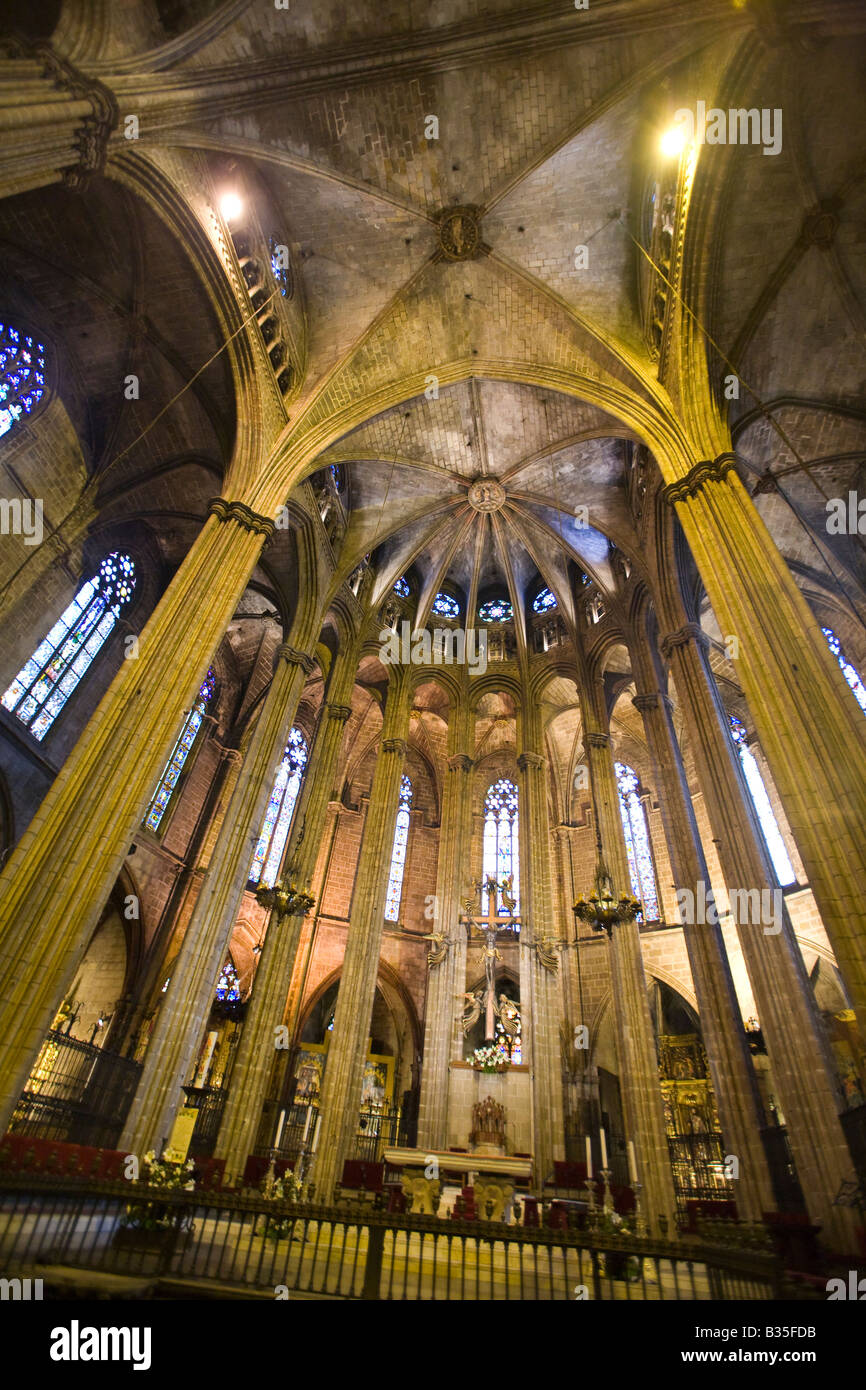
[0,0,865,1276]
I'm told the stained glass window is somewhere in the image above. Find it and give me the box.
[495,994,522,1065]
[823,627,866,714]
[0,323,46,439]
[2,552,136,741]
[394,577,410,597]
[729,717,796,886]
[269,236,293,298]
[249,727,308,888]
[215,960,240,1002]
[432,592,460,618]
[482,778,520,917]
[533,587,557,613]
[479,597,513,623]
[330,463,343,490]
[384,775,413,921]
[144,668,216,832]
[615,762,660,922]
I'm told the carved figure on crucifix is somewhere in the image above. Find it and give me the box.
[459,874,520,1043]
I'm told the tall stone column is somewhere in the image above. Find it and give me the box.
[579,664,678,1233]
[0,498,274,1133]
[628,663,775,1221]
[215,640,361,1174]
[310,681,411,1200]
[516,747,566,1187]
[668,457,866,1033]
[417,699,474,1153]
[662,621,857,1249]
[120,638,317,1153]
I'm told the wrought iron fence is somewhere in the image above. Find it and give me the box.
[8,1031,142,1148]
[668,1133,734,1205]
[0,1174,805,1301]
[353,1105,402,1162]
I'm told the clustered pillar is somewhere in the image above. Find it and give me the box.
[310,678,412,1200]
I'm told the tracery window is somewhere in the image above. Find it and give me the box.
[823,627,866,714]
[432,592,460,618]
[144,667,216,832]
[533,587,557,613]
[384,775,413,921]
[615,762,660,922]
[269,236,293,298]
[394,576,410,598]
[482,778,520,918]
[215,961,240,1002]
[249,727,308,888]
[729,717,796,886]
[2,552,136,741]
[479,597,513,623]
[0,322,46,439]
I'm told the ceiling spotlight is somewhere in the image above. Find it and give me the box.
[220,191,244,223]
[660,124,687,158]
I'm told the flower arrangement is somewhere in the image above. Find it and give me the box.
[119,1149,196,1231]
[468,1044,510,1073]
[259,1167,304,1242]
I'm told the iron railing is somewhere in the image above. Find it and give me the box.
[0,1174,806,1302]
[8,1031,142,1148]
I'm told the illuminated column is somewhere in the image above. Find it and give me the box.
[416,697,474,1152]
[628,660,775,1221]
[120,639,316,1153]
[309,679,411,1200]
[0,499,274,1134]
[215,639,361,1174]
[662,621,858,1249]
[517,744,566,1187]
[668,457,866,1034]
[578,660,678,1234]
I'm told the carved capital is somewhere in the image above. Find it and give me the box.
[517,751,545,771]
[660,623,710,659]
[631,692,673,715]
[585,732,611,749]
[222,748,244,767]
[277,643,315,674]
[661,453,738,507]
[2,39,119,191]
[447,753,474,774]
[326,703,353,723]
[382,738,409,756]
[208,497,276,541]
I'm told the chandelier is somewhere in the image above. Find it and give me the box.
[255,873,316,919]
[573,862,640,938]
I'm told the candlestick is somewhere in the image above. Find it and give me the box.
[585,1134,593,1180]
[628,1139,638,1185]
[600,1167,613,1216]
[599,1127,608,1169]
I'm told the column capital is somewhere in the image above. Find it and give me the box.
[222,748,244,767]
[447,754,473,773]
[660,623,710,659]
[276,643,316,674]
[326,703,353,723]
[517,751,546,771]
[208,496,276,541]
[382,738,408,756]
[661,453,738,507]
[584,731,611,749]
[632,692,673,715]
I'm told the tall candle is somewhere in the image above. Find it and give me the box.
[303,1105,313,1142]
[599,1127,608,1169]
[628,1139,638,1185]
[585,1134,593,1180]
[274,1109,286,1150]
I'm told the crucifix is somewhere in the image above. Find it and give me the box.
[460,875,519,1042]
